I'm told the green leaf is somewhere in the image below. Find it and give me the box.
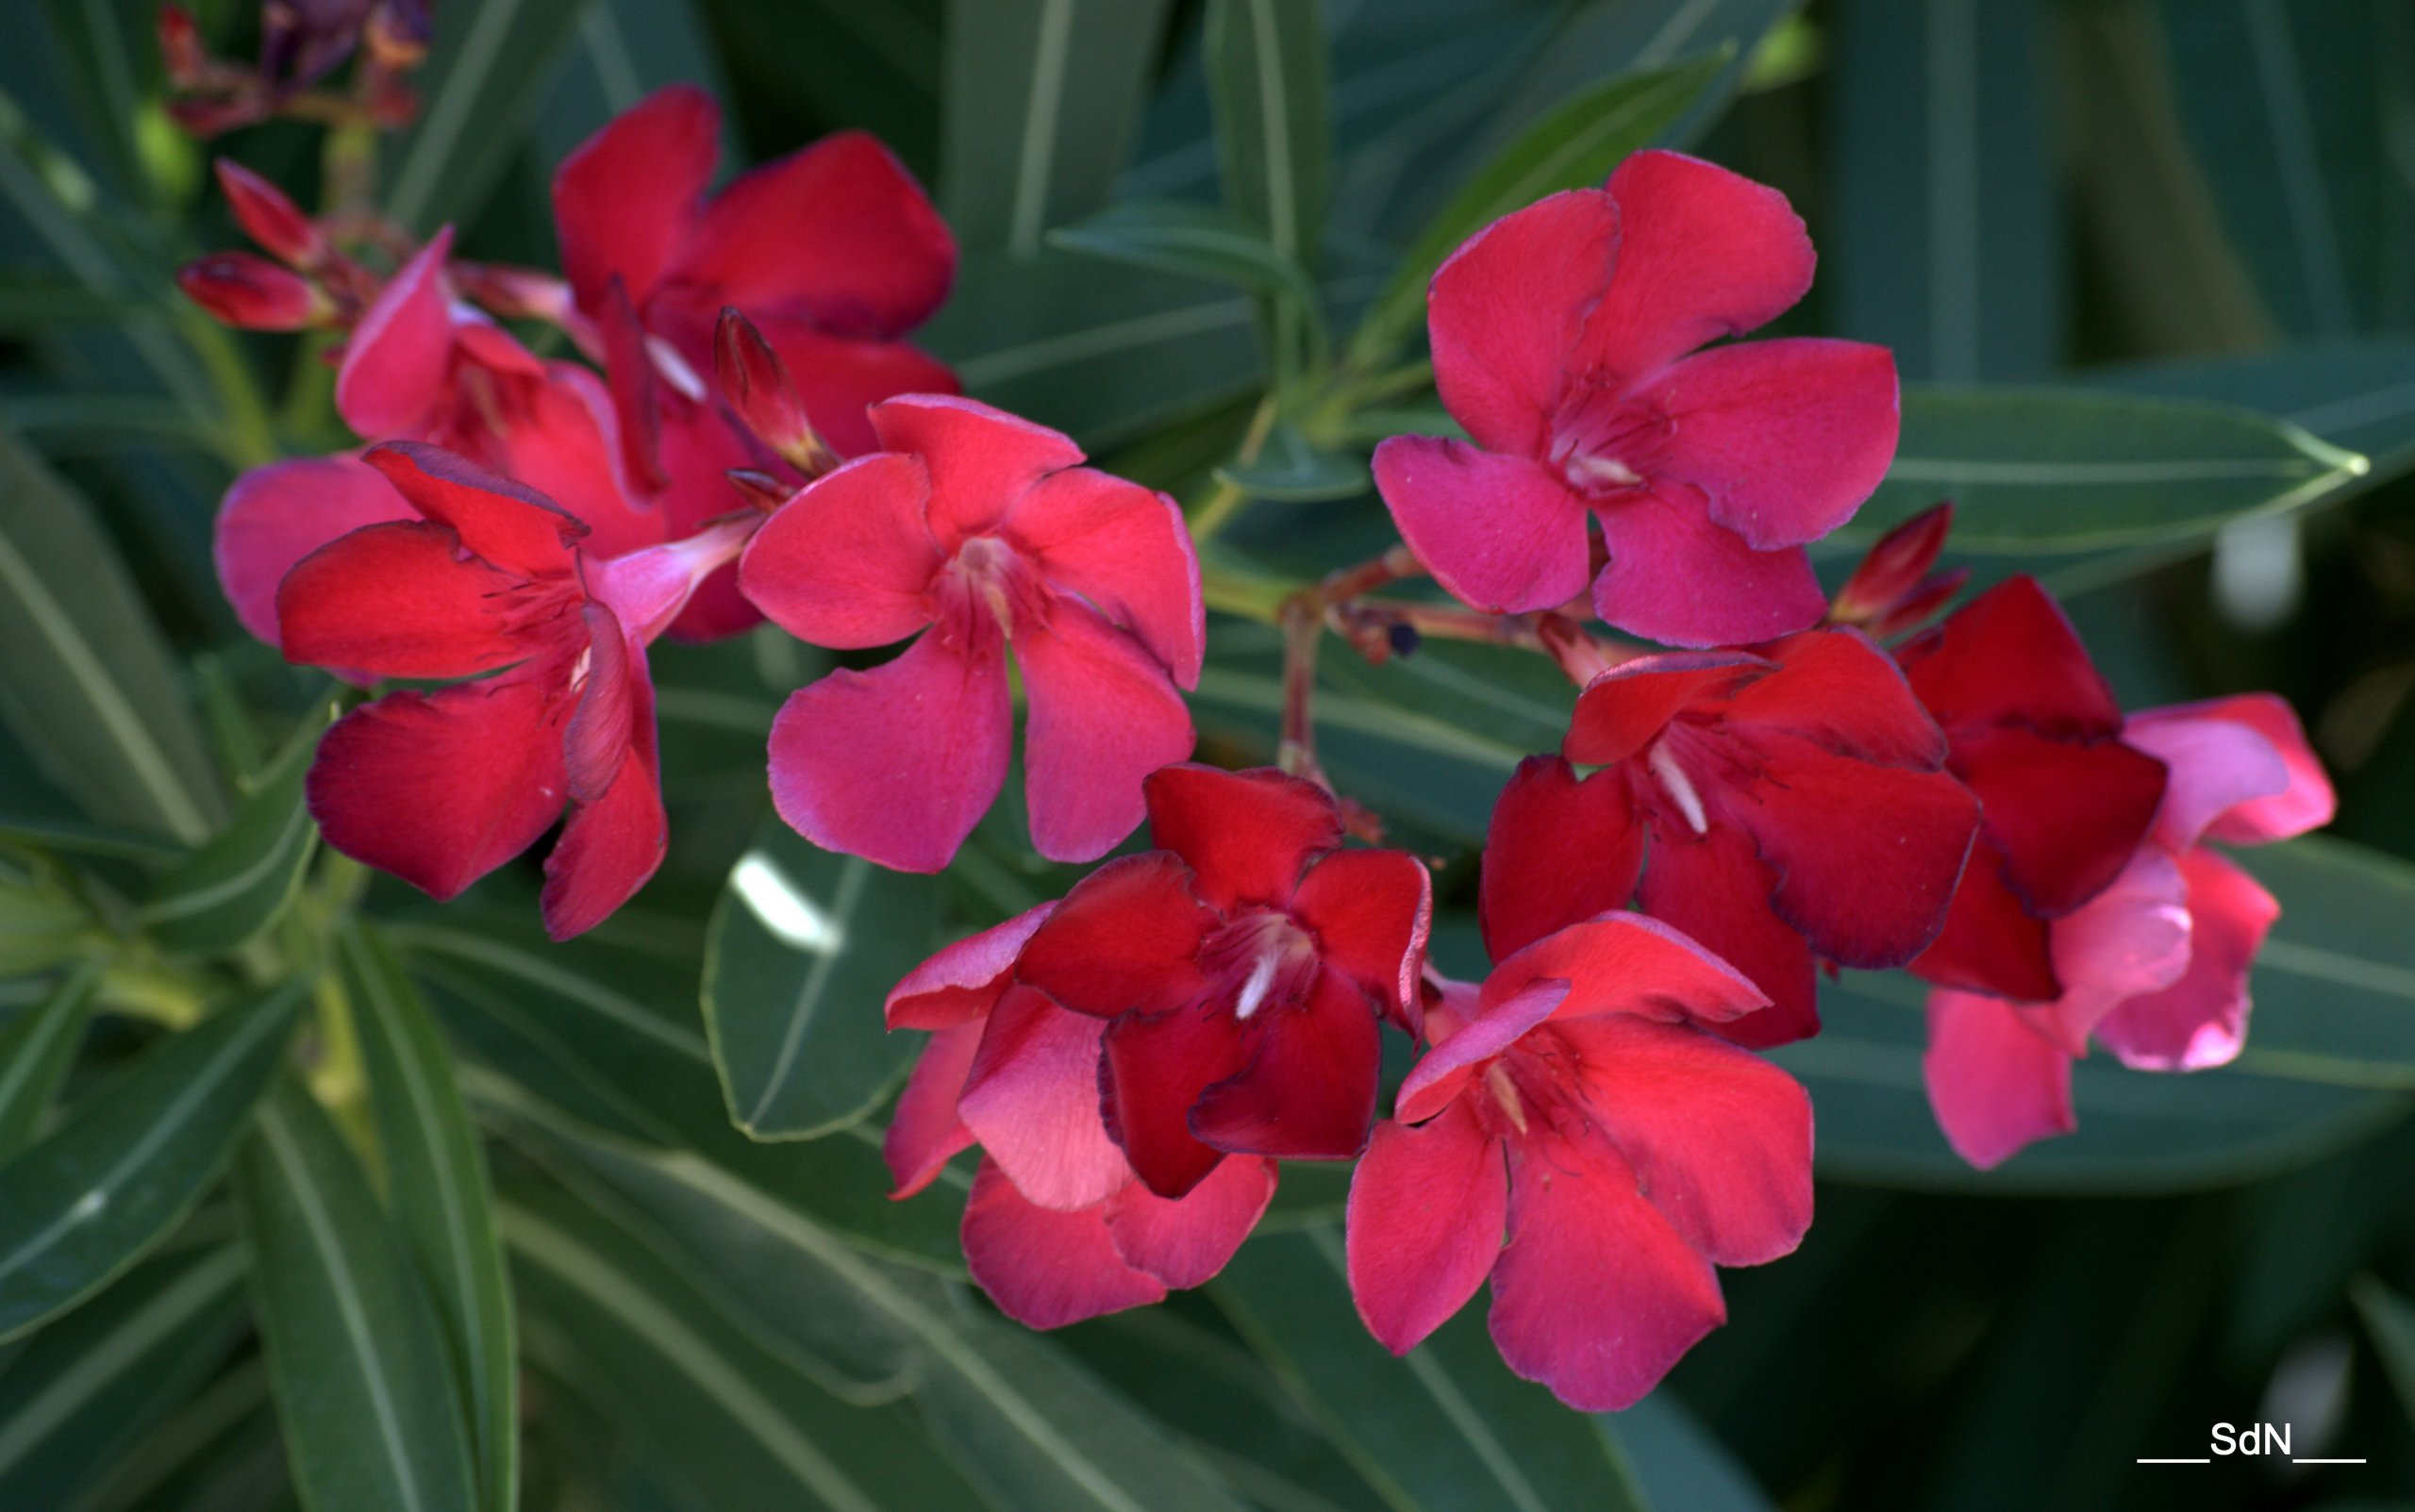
[2350,1275,2415,1430]
[0,959,97,1158]
[2093,341,2415,483]
[1054,200,1327,360]
[2229,838,2415,1090]
[1349,54,1726,369]
[703,820,941,1140]
[1205,0,1332,384]
[25,0,146,200]
[237,1077,478,1512]
[1217,1226,1651,1512]
[0,1244,246,1508]
[384,0,599,231]
[1479,0,1794,159]
[535,0,734,167]
[1614,1394,1777,1512]
[1847,386,2370,552]
[0,981,300,1340]
[0,852,95,977]
[344,921,518,1512]
[1829,0,2058,380]
[942,0,1176,254]
[140,704,329,956]
[0,430,223,843]
[1212,422,1365,501]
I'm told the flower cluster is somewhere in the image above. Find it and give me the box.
[192,89,2331,1413]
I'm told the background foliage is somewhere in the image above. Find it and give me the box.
[2,1,2415,1508]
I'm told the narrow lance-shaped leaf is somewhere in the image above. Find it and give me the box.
[0,980,302,1341]
[383,0,599,231]
[344,920,519,1512]
[0,958,99,1158]
[1051,200,1327,365]
[141,702,333,956]
[238,1076,478,1512]
[703,822,940,1140]
[2351,1275,2415,1431]
[1204,0,1331,385]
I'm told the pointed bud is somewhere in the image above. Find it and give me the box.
[725,468,797,513]
[158,6,207,86]
[215,160,326,269]
[178,253,328,330]
[714,307,834,475]
[1832,502,1955,630]
[1872,567,1971,640]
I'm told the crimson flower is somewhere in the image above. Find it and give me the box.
[1484,629,1978,1046]
[1346,908,1810,1411]
[740,395,1204,872]
[1922,693,2334,1168]
[553,85,958,637]
[1372,150,1899,648]
[885,907,1276,1328]
[1011,766,1432,1198]
[277,442,750,939]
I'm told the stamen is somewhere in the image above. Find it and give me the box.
[1564,453,1641,489]
[1485,1063,1528,1135]
[1233,949,1283,1022]
[1649,738,1709,835]
[648,334,708,402]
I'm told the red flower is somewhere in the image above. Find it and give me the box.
[1897,576,2172,1002]
[741,395,1205,872]
[277,443,751,939]
[1012,766,1432,1197]
[1371,151,1899,648]
[1346,911,1810,1411]
[553,86,958,637]
[1922,693,2335,1167]
[1485,629,1979,1046]
[883,907,1276,1328]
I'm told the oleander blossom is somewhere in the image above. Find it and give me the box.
[884,907,1277,1328]
[1372,149,1899,648]
[741,395,1206,872]
[1482,628,1979,1046]
[1346,899,1811,1411]
[277,442,751,939]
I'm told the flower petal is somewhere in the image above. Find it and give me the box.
[552,84,716,312]
[1897,575,2124,737]
[1923,989,2076,1170]
[1396,978,1571,1127]
[1100,1000,1250,1197]
[2182,695,2334,845]
[960,1160,1165,1329]
[363,441,587,580]
[1723,628,1945,769]
[1638,822,1821,1048]
[869,394,1083,545]
[1013,598,1198,864]
[1007,466,1203,687]
[2127,695,2335,850]
[308,675,567,901]
[1485,912,1770,1029]
[277,519,541,681]
[561,602,635,804]
[1479,756,1643,962]
[1346,1102,1505,1354]
[1190,967,1380,1163]
[541,633,665,940]
[959,985,1132,1210]
[1372,437,1591,614]
[885,903,1057,1031]
[739,452,941,648]
[216,455,413,647]
[1427,188,1615,455]
[1142,764,1340,912]
[758,319,962,460]
[1633,338,1899,549]
[1105,1154,1277,1289]
[766,626,1011,872]
[491,362,661,559]
[1291,846,1432,1024]
[1015,851,1219,1019]
[1488,1124,1725,1412]
[1590,485,1827,648]
[1577,150,1814,385]
[883,1020,980,1198]
[1562,651,1769,766]
[2093,848,2276,1072]
[2038,848,2194,1054]
[1912,842,2061,1001]
[336,228,455,440]
[1953,724,2168,916]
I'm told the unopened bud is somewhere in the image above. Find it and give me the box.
[215,160,326,269]
[366,0,433,68]
[178,253,328,330]
[1871,567,1970,640]
[1832,501,1954,630]
[714,307,833,475]
[158,6,208,85]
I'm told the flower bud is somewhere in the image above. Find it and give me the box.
[215,159,326,269]
[714,307,833,475]
[158,6,208,86]
[366,0,433,68]
[1832,501,1954,631]
[724,468,797,513]
[178,253,328,330]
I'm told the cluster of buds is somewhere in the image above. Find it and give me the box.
[161,2,430,138]
[175,161,382,330]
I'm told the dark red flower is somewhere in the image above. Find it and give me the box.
[1011,766,1433,1198]
[1483,628,1979,1045]
[277,443,751,939]
[741,395,1204,872]
[1346,909,1809,1411]
[1372,150,1899,648]
[883,907,1275,1328]
[178,252,327,329]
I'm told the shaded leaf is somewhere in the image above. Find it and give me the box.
[2351,1275,2415,1431]
[141,704,330,956]
[383,0,598,231]
[2093,341,2415,483]
[1212,422,1364,501]
[0,958,98,1157]
[1054,200,1325,347]
[1205,0,1331,384]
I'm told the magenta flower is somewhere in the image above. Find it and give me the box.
[739,395,1205,872]
[1372,150,1900,648]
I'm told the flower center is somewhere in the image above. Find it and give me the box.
[1647,735,1710,836]
[1548,388,1672,497]
[1199,909,1320,1022]
[947,535,1049,640]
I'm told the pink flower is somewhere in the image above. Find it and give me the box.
[1371,150,1899,648]
[883,907,1276,1329]
[1922,692,2336,1168]
[1485,628,1979,1046]
[1346,911,1810,1412]
[276,443,750,939]
[740,395,1205,872]
[553,86,958,637]
[1012,765,1432,1197]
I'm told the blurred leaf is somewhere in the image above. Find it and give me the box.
[0,958,97,1158]
[536,0,735,169]
[1613,1394,1777,1512]
[140,704,329,957]
[2092,341,2415,484]
[1481,0,1796,158]
[1054,200,1326,353]
[72,1357,274,1512]
[1205,0,1331,383]
[703,819,939,1139]
[942,0,1175,254]
[0,1244,245,1507]
[0,851,93,978]
[28,0,146,200]
[0,981,299,1340]
[385,0,598,232]
[1829,0,2058,380]
[1349,53,1725,370]
[1849,386,2370,552]
[343,921,517,1512]
[2350,1275,2415,1429]
[2232,839,2415,1090]
[0,430,223,842]
[1213,422,1365,501]
[1218,1226,1652,1512]
[0,814,181,863]
[237,1077,477,1512]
